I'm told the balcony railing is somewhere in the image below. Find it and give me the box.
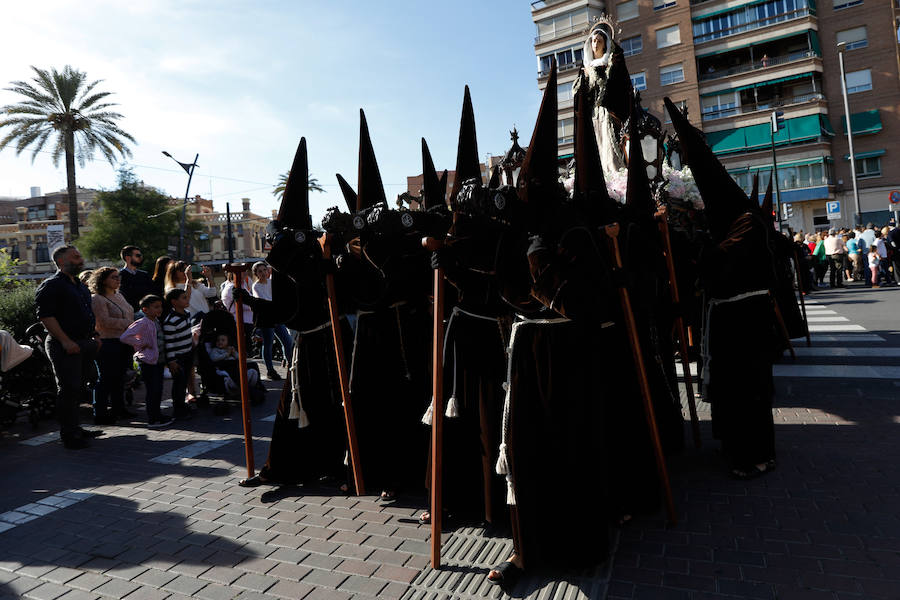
[701,92,824,121]
[531,0,569,10]
[538,60,582,78]
[694,7,810,44]
[535,22,590,44]
[699,50,817,82]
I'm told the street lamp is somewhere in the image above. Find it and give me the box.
[837,42,862,226]
[162,151,199,259]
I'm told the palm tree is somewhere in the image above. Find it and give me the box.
[0,65,135,238]
[273,171,325,201]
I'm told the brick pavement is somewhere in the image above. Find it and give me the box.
[1,287,899,599]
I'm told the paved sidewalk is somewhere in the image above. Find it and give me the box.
[2,285,899,599]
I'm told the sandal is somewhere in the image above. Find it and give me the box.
[731,460,776,480]
[379,490,396,501]
[238,474,271,487]
[418,511,431,525]
[487,560,523,587]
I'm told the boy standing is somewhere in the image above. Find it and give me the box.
[120,295,172,428]
[163,288,194,420]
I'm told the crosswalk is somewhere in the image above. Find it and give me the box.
[675,297,900,381]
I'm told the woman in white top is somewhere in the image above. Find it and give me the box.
[250,261,293,381]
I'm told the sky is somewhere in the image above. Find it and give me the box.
[0,0,542,223]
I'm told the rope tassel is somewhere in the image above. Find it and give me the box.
[421,400,434,426]
[444,395,459,418]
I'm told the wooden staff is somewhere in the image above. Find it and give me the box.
[603,223,677,525]
[224,263,255,479]
[655,207,701,449]
[319,234,365,496]
[791,248,812,347]
[422,237,446,569]
[770,295,796,360]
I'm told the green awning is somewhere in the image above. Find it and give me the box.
[692,0,769,21]
[809,30,821,56]
[709,114,828,155]
[839,110,882,136]
[820,115,836,136]
[788,113,821,142]
[708,128,747,154]
[843,149,885,161]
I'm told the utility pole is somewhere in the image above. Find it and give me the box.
[837,42,862,226]
[162,151,199,259]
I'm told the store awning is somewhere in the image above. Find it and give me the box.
[699,72,814,97]
[820,115,836,136]
[839,110,882,136]
[842,149,885,161]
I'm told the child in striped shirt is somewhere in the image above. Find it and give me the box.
[163,288,194,420]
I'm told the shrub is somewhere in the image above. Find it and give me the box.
[0,283,38,341]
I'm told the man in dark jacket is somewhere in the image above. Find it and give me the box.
[118,245,154,310]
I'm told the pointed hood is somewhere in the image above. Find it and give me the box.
[449,86,482,204]
[488,164,502,189]
[664,96,753,238]
[335,174,358,213]
[518,59,559,208]
[573,70,615,222]
[420,138,444,210]
[356,109,387,211]
[760,174,775,224]
[439,170,448,200]
[277,137,312,230]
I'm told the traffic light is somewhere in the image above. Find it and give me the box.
[771,111,785,134]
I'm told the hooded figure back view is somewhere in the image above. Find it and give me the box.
[664,97,780,480]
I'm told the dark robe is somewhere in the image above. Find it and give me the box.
[342,232,432,493]
[496,224,660,570]
[699,212,779,470]
[246,254,350,486]
[770,231,807,340]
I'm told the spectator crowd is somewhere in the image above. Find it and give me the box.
[35,245,289,449]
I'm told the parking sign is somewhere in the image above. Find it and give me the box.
[826,200,841,220]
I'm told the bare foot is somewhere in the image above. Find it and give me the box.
[487,554,524,583]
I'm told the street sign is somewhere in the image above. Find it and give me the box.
[826,200,841,220]
[46,224,65,255]
[889,190,900,210]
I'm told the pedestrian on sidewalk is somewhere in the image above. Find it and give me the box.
[868,246,881,288]
[118,246,154,311]
[89,267,135,424]
[162,288,194,421]
[874,230,890,286]
[35,246,103,450]
[812,233,827,287]
[120,295,172,428]
[250,261,293,381]
[823,229,845,288]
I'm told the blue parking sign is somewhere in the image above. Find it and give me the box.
[826,200,841,220]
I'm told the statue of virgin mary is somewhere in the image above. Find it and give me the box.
[573,19,634,181]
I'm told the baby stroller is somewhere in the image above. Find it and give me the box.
[0,324,57,429]
[196,309,266,415]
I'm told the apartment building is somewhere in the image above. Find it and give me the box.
[531,0,900,232]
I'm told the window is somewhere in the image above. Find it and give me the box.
[237,224,244,236]
[653,0,677,9]
[198,233,211,253]
[535,8,592,42]
[656,25,681,49]
[35,241,49,263]
[836,26,867,50]
[858,156,881,178]
[617,0,639,22]
[833,0,863,9]
[10,243,19,260]
[558,85,573,103]
[701,93,738,120]
[211,225,221,236]
[660,63,685,86]
[693,0,802,43]
[538,45,584,74]
[845,69,872,94]
[558,118,574,144]
[621,35,642,57]
[630,71,647,91]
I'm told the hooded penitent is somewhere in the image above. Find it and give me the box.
[760,174,774,224]
[356,109,387,212]
[448,86,482,205]
[664,97,755,240]
[277,137,313,230]
[750,172,760,211]
[517,59,560,226]
[420,138,444,210]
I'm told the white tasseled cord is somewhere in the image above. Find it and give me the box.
[287,332,310,428]
[495,320,525,506]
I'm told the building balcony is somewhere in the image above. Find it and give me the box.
[699,50,817,82]
[538,60,582,79]
[531,0,571,11]
[694,7,811,45]
[701,92,825,122]
[535,22,591,45]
